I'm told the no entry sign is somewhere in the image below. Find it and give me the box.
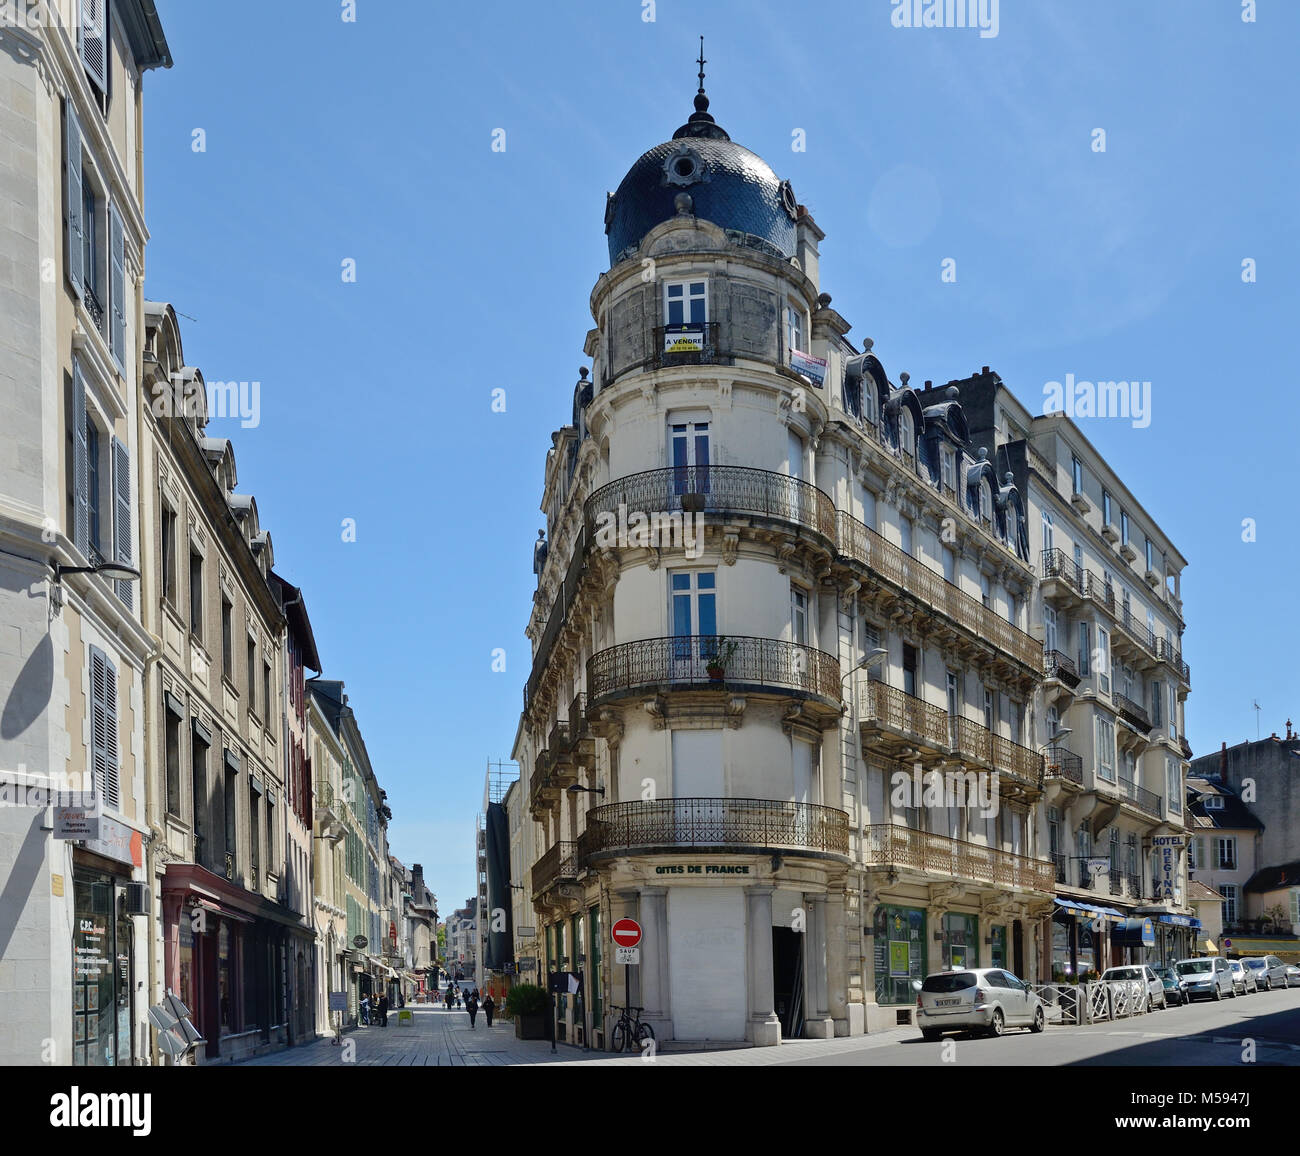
[612,918,642,948]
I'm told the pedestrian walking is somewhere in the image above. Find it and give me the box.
[466,991,479,1028]
[359,994,370,1026]
[377,993,388,1027]
[482,994,495,1028]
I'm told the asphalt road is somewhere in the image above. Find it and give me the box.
[777,984,1300,1066]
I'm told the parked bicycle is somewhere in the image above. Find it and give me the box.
[609,1004,655,1053]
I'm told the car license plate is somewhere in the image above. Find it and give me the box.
[935,998,960,1006]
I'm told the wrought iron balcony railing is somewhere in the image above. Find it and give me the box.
[862,824,1055,892]
[532,841,581,894]
[1117,606,1158,657]
[838,512,1041,669]
[949,716,1043,789]
[1040,547,1083,591]
[1044,650,1081,687]
[1108,869,1123,896]
[585,464,836,544]
[587,634,841,705]
[1051,851,1068,884]
[83,281,105,329]
[579,798,850,860]
[1043,746,1083,785]
[1116,776,1163,818]
[1157,638,1191,684]
[653,322,725,368]
[224,850,235,881]
[861,681,950,751]
[1114,693,1152,732]
[1125,872,1143,900]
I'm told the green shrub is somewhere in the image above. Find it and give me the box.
[505,984,548,1017]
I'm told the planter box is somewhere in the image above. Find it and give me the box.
[514,1014,547,1040]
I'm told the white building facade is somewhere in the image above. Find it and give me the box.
[513,73,1195,1046]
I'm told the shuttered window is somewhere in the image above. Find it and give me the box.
[72,360,90,555]
[108,203,126,369]
[111,437,132,607]
[79,0,108,93]
[89,645,119,810]
[65,103,84,299]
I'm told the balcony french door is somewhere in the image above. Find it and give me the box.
[671,420,710,497]
[670,570,716,675]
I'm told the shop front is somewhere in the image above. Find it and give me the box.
[160,863,298,1063]
[70,819,147,1067]
[1051,899,1123,981]
[72,869,136,1066]
[873,905,926,1005]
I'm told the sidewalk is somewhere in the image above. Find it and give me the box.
[233,1005,912,1067]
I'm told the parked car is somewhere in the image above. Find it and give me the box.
[1286,964,1300,987]
[915,968,1045,1039]
[1151,965,1189,1006]
[1175,956,1234,1001]
[1228,959,1256,995]
[1099,964,1166,1011]
[1242,955,1291,990]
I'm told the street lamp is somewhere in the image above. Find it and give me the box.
[840,648,887,713]
[1040,726,1072,754]
[567,784,605,796]
[50,558,141,610]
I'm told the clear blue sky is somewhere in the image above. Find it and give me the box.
[144,0,1300,914]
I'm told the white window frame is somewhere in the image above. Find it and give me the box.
[790,585,808,647]
[1097,627,1110,694]
[663,279,707,327]
[1220,884,1238,926]
[1097,716,1115,781]
[1216,836,1237,871]
[1071,455,1084,495]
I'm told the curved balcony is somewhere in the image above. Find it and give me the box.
[579,798,851,862]
[584,465,836,544]
[587,634,841,712]
[1043,746,1083,786]
[1044,650,1081,689]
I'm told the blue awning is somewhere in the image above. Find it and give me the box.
[1155,914,1201,929]
[1054,899,1125,920]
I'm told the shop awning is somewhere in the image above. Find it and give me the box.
[1055,899,1124,920]
[1154,913,1201,930]
[1203,939,1218,954]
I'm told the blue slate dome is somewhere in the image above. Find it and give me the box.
[604,85,799,267]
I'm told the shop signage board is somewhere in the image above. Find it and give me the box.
[615,946,641,965]
[54,797,101,841]
[329,991,347,1012]
[653,864,751,876]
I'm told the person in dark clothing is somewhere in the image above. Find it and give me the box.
[466,991,479,1028]
[482,994,495,1028]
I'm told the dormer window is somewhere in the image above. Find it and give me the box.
[1071,455,1084,495]
[941,448,955,493]
[979,479,993,525]
[665,280,707,327]
[1203,795,1224,811]
[898,408,914,457]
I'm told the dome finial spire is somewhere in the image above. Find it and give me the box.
[697,35,707,95]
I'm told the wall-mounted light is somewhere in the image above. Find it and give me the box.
[567,784,605,797]
[51,559,141,610]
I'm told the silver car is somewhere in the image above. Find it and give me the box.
[1242,955,1291,990]
[1099,964,1166,1011]
[916,968,1045,1039]
[1228,959,1256,995]
[1175,956,1234,1001]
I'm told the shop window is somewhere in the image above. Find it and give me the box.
[874,905,926,1006]
[942,912,978,970]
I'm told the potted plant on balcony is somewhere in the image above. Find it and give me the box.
[704,636,737,682]
[506,983,549,1040]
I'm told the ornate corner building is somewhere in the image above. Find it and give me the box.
[512,66,1195,1047]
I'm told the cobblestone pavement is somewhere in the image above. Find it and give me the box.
[231,1004,913,1067]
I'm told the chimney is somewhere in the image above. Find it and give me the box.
[1220,741,1227,779]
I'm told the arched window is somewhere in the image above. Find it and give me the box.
[979,479,993,525]
[899,408,914,457]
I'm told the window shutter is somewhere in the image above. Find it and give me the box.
[90,646,120,810]
[72,360,90,556]
[79,0,108,93]
[108,203,126,369]
[65,103,84,300]
[111,436,132,608]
